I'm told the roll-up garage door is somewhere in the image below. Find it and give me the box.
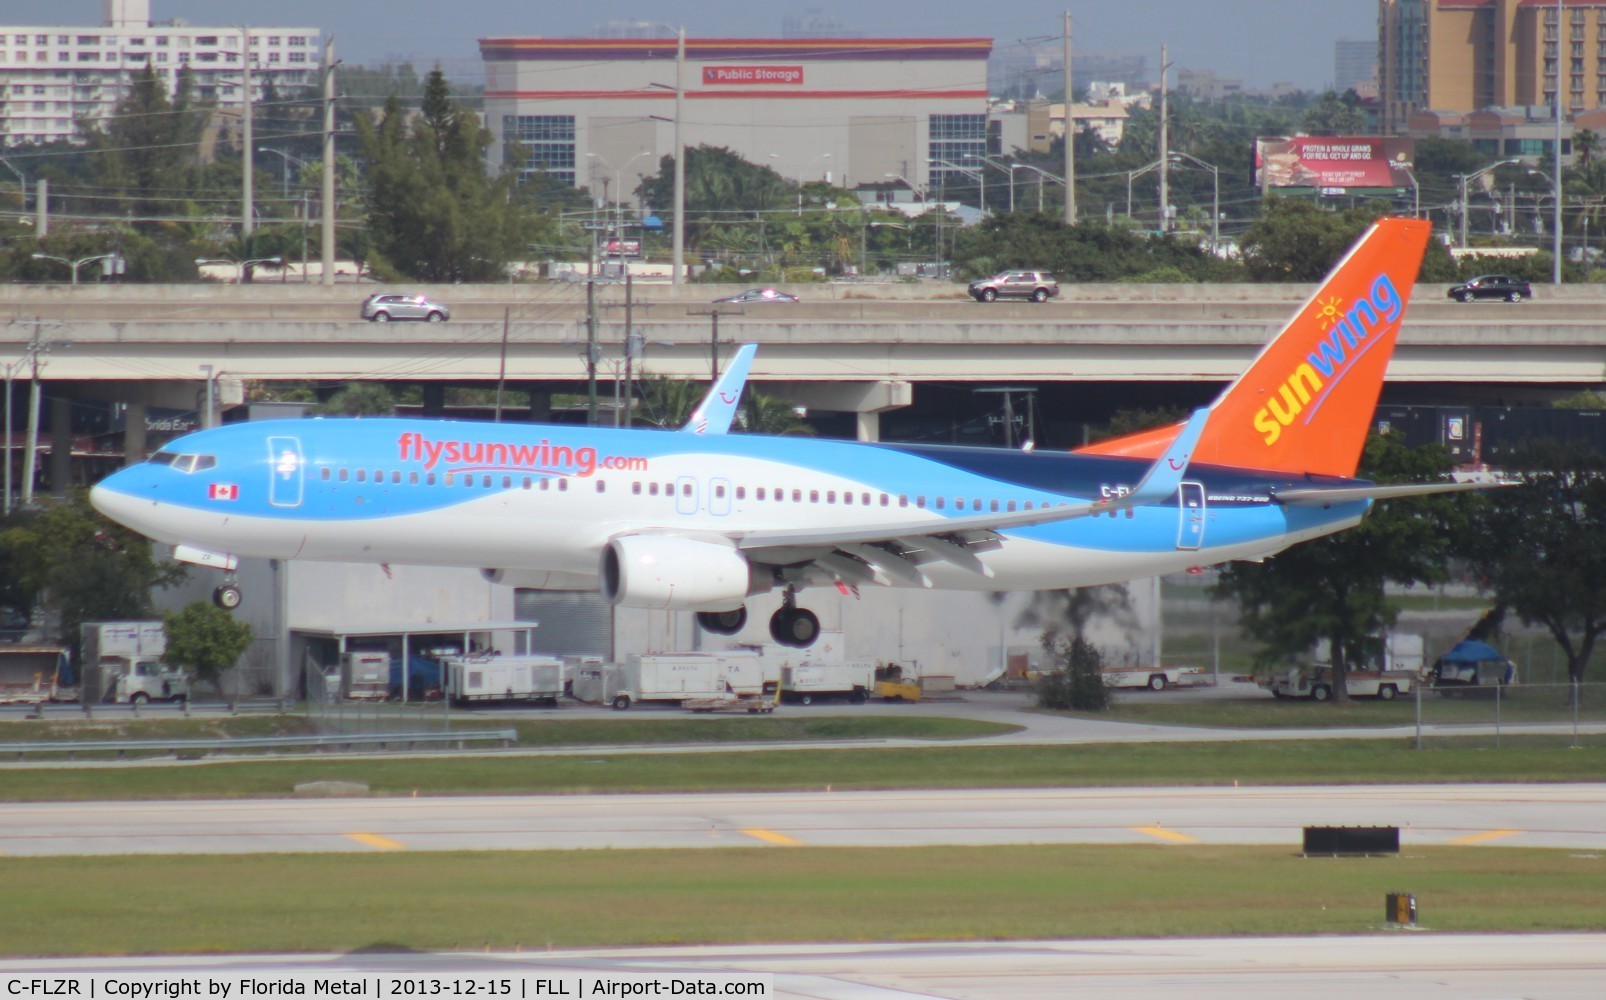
[514,590,614,659]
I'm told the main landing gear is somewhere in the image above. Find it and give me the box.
[769,589,820,648]
[693,591,822,648]
[695,607,748,636]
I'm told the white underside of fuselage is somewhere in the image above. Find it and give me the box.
[103,470,1363,601]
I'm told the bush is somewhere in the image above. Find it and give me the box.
[1035,636,1112,711]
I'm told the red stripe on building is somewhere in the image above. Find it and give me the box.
[484,90,989,101]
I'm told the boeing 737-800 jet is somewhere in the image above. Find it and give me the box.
[91,217,1482,647]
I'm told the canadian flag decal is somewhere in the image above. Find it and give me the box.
[209,483,239,501]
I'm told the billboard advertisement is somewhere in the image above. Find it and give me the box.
[1254,136,1415,193]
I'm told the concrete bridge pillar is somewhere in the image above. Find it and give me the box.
[122,400,148,466]
[49,394,72,495]
[767,380,913,443]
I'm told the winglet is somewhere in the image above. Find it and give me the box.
[1125,406,1210,505]
[682,343,757,435]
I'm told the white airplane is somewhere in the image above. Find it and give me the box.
[91,218,1484,647]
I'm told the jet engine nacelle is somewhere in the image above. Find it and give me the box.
[480,568,598,590]
[600,534,762,610]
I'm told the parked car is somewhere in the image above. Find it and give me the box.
[361,294,451,322]
[713,288,799,304]
[1447,274,1532,303]
[968,269,1060,303]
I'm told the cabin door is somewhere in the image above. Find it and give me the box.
[267,436,305,508]
[1176,481,1206,550]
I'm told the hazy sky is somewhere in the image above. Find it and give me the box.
[9,1,1373,90]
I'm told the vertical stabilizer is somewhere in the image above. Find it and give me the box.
[1079,217,1432,478]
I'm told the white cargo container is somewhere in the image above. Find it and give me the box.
[780,660,874,704]
[341,651,391,701]
[443,654,564,705]
[81,621,188,705]
[606,653,742,710]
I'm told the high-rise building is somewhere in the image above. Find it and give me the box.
[1334,39,1378,93]
[1379,0,1606,133]
[0,0,320,147]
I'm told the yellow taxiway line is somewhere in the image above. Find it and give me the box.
[741,827,802,846]
[346,832,406,851]
[1132,825,1200,844]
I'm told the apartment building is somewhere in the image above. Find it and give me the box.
[0,0,320,147]
[1380,0,1606,133]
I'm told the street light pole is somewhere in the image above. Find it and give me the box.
[1554,0,1565,284]
[241,25,254,238]
[1458,159,1518,249]
[672,27,685,287]
[321,37,338,287]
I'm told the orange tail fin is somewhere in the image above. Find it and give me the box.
[1079,217,1432,478]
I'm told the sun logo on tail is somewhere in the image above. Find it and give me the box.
[1313,295,1344,330]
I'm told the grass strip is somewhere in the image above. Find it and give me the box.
[0,714,1016,747]
[1,737,1601,801]
[1,845,1601,956]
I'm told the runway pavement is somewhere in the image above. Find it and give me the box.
[4,935,1605,999]
[2,784,1603,856]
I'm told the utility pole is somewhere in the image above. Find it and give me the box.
[1063,11,1076,225]
[672,28,686,287]
[623,273,635,427]
[241,26,254,238]
[20,320,43,507]
[494,307,510,424]
[35,178,48,237]
[687,308,741,381]
[1157,43,1170,233]
[321,37,337,287]
[1553,0,1565,285]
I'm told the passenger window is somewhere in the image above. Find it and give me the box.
[320,468,331,481]
[649,483,659,496]
[843,492,853,506]
[444,473,455,486]
[917,496,926,509]
[409,472,419,485]
[463,476,473,489]
[862,493,871,506]
[735,487,746,500]
[482,475,492,488]
[935,497,945,510]
[522,477,532,489]
[173,455,197,473]
[632,482,642,495]
[791,489,801,502]
[392,471,402,484]
[427,473,437,486]
[501,476,511,489]
[715,484,726,498]
[1007,500,1016,512]
[882,494,891,507]
[991,500,1000,512]
[356,470,366,483]
[681,483,691,497]
[810,490,819,503]
[596,480,606,493]
[194,455,216,471]
[558,479,568,492]
[339,469,349,482]
[540,478,550,490]
[756,487,766,500]
[826,490,835,503]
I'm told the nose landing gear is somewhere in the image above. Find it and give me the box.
[213,574,243,610]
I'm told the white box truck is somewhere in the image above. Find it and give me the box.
[607,653,741,711]
[442,654,564,705]
[780,660,874,704]
[81,621,189,705]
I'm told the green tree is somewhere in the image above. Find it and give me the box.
[636,374,707,429]
[1212,432,1468,700]
[78,64,207,238]
[1462,442,1606,685]
[951,215,1238,283]
[356,71,527,281]
[162,601,254,696]
[1237,198,1457,283]
[0,493,184,650]
[740,392,814,435]
[314,382,397,415]
[1035,635,1113,711]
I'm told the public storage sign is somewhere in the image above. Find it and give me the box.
[702,65,804,85]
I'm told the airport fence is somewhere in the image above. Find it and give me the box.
[1412,681,1606,748]
[303,661,451,736]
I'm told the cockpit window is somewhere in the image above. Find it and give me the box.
[148,452,217,474]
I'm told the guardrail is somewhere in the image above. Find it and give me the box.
[0,729,517,760]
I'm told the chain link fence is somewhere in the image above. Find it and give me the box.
[1411,681,1606,748]
[302,657,451,736]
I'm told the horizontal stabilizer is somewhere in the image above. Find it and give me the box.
[1274,480,1502,507]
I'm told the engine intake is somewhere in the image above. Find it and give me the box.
[600,534,760,610]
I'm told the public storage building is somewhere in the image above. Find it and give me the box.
[478,36,993,204]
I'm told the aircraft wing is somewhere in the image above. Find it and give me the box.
[731,409,1212,584]
[681,343,757,434]
[1273,480,1503,506]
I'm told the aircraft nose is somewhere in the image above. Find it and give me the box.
[90,471,145,527]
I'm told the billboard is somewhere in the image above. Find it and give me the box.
[1254,136,1415,193]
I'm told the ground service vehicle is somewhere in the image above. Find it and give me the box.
[968,269,1060,303]
[1102,665,1208,691]
[585,653,763,710]
[780,660,874,704]
[0,646,70,704]
[1262,666,1415,701]
[340,651,391,700]
[441,653,564,705]
[81,621,189,705]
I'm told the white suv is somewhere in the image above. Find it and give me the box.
[361,294,450,322]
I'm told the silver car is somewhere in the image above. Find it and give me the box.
[361,293,450,322]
